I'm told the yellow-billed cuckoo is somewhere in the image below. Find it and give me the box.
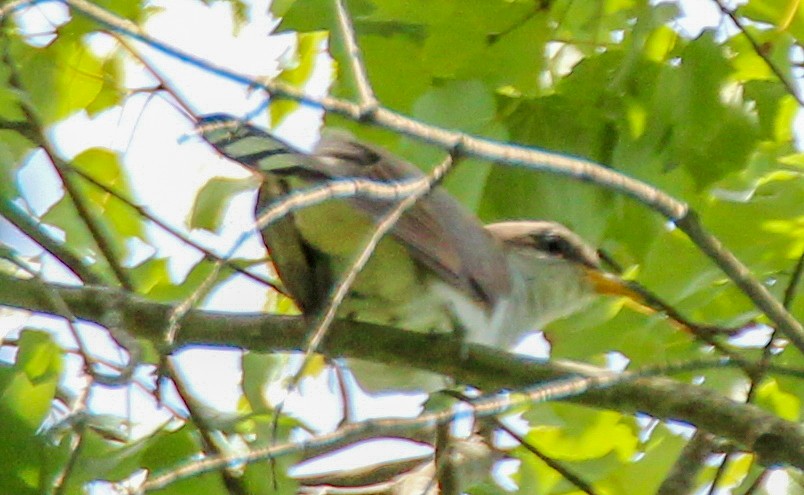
[197,115,624,390]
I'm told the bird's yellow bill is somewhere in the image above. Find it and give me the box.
[585,269,644,300]
[584,269,700,334]
[584,269,665,318]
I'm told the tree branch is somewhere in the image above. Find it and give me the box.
[0,272,801,469]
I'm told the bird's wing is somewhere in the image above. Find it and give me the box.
[197,115,511,308]
[198,114,331,312]
[313,133,511,305]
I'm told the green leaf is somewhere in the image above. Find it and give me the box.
[2,330,61,427]
[130,256,238,302]
[755,379,801,421]
[12,36,104,123]
[271,31,329,126]
[608,425,688,494]
[0,330,62,495]
[139,425,229,494]
[62,147,144,247]
[0,130,35,199]
[85,56,124,116]
[242,351,286,415]
[16,329,62,385]
[189,176,257,232]
[523,407,637,461]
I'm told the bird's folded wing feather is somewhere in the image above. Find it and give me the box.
[197,115,511,308]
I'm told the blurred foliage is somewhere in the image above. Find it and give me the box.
[0,0,802,494]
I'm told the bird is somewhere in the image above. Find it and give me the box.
[196,114,622,391]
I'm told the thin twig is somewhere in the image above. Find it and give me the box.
[499,420,597,494]
[67,164,284,293]
[49,150,135,291]
[111,33,198,119]
[165,359,249,495]
[445,390,597,495]
[52,420,87,495]
[333,0,378,114]
[51,362,92,495]
[711,0,804,106]
[675,213,804,354]
[783,250,804,309]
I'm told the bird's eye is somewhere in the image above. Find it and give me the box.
[535,233,566,256]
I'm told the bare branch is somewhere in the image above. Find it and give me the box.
[135,360,800,493]
[334,0,378,114]
[1,273,802,470]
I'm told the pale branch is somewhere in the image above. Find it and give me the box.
[675,213,804,355]
[57,0,804,353]
[139,366,801,493]
[0,273,802,469]
[333,0,378,113]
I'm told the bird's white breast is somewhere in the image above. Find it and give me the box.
[431,251,596,349]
